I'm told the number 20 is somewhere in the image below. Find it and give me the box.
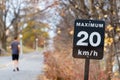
[76,31,101,47]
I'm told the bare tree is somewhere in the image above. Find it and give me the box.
[0,0,57,50]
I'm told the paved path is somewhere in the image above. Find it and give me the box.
[0,51,44,80]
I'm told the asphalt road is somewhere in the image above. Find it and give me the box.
[0,51,44,80]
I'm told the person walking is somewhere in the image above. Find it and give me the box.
[11,36,20,71]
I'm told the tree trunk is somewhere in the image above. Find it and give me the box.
[116,56,120,73]
[13,22,19,37]
[1,34,7,50]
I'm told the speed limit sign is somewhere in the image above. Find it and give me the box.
[73,19,105,59]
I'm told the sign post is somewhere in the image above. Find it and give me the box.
[84,59,90,80]
[73,19,105,80]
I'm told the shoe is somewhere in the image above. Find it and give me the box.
[13,69,15,71]
[16,67,19,71]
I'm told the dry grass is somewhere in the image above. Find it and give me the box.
[38,50,109,80]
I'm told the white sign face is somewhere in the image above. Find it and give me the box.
[73,19,105,59]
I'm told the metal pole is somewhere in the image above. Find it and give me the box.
[36,38,38,51]
[19,34,23,55]
[84,59,90,80]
